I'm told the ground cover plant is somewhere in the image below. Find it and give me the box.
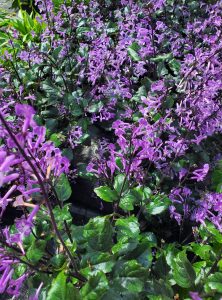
[0,0,222,299]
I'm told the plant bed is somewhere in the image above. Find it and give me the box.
[0,0,222,299]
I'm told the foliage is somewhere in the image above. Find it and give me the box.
[0,0,221,299]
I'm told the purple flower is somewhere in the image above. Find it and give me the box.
[0,266,13,293]
[192,193,222,231]
[7,274,28,297]
[15,104,35,133]
[191,164,209,182]
[30,282,43,300]
[189,292,202,300]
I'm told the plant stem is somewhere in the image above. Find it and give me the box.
[0,112,83,280]
[27,148,73,243]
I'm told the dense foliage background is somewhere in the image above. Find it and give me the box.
[0,0,222,299]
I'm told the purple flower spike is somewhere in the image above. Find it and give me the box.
[191,164,209,182]
[30,282,43,300]
[0,266,13,293]
[15,104,35,133]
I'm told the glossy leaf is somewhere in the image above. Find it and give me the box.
[46,271,67,300]
[172,251,196,288]
[80,272,109,299]
[205,273,222,293]
[55,173,72,202]
[94,186,118,202]
[114,174,129,195]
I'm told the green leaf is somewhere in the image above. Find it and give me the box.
[50,254,66,270]
[145,279,173,299]
[115,157,124,169]
[116,217,140,240]
[66,283,82,300]
[46,119,58,132]
[199,222,222,243]
[47,271,67,300]
[87,101,103,113]
[55,173,72,202]
[50,133,62,147]
[141,232,157,246]
[119,193,136,211]
[168,58,181,74]
[153,113,162,122]
[114,174,129,194]
[27,240,46,265]
[117,277,144,293]
[64,93,83,117]
[150,53,173,63]
[107,21,118,34]
[112,237,138,256]
[62,148,74,161]
[42,79,60,97]
[76,26,90,37]
[131,186,152,203]
[84,217,113,251]
[172,251,196,288]
[94,186,118,202]
[153,254,170,278]
[115,259,146,277]
[205,272,222,293]
[146,194,170,215]
[157,62,168,76]
[128,42,141,62]
[52,46,63,60]
[112,260,146,293]
[14,264,27,278]
[190,243,212,260]
[124,241,153,268]
[81,251,112,267]
[93,261,115,273]
[80,272,108,299]
[131,85,147,103]
[53,204,73,231]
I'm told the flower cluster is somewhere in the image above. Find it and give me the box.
[0,102,69,297]
[0,0,222,297]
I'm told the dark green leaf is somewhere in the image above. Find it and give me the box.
[153,254,170,278]
[172,251,196,288]
[151,53,173,63]
[46,119,58,131]
[55,173,72,202]
[27,240,46,264]
[94,186,118,202]
[80,272,108,299]
[112,238,138,256]
[119,193,136,211]
[131,186,152,203]
[205,273,222,293]
[114,174,129,194]
[84,217,113,251]
[66,283,82,300]
[50,254,66,270]
[146,194,170,215]
[46,271,67,300]
[128,42,141,62]
[116,217,140,240]
[145,279,173,299]
[168,58,180,74]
